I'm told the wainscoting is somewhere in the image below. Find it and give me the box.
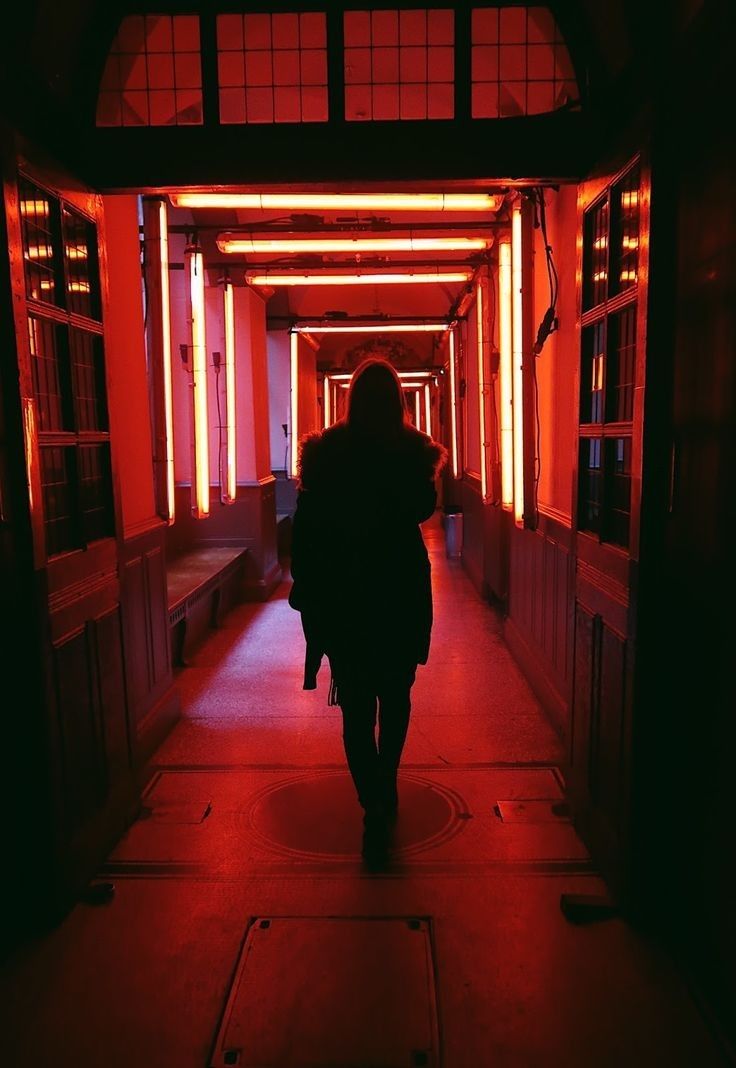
[43,537,141,910]
[119,520,179,769]
[168,480,281,601]
[504,508,574,745]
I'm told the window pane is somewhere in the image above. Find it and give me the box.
[400,9,427,46]
[605,437,632,547]
[372,83,399,120]
[78,445,115,543]
[62,207,101,320]
[345,9,454,121]
[96,14,203,127]
[173,16,200,53]
[428,82,454,119]
[583,197,609,309]
[580,321,605,424]
[344,10,371,47]
[472,8,498,44]
[220,87,247,124]
[578,437,602,535]
[606,306,636,423]
[611,164,640,294]
[23,181,114,562]
[471,7,577,118]
[20,179,60,306]
[70,328,108,431]
[28,317,69,431]
[40,446,78,556]
[472,81,499,118]
[428,9,454,45]
[219,12,328,123]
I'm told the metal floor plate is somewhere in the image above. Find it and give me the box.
[494,799,572,823]
[138,800,212,824]
[210,917,440,1068]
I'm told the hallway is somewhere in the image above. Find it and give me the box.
[0,520,727,1068]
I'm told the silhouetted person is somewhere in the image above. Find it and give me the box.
[289,357,447,864]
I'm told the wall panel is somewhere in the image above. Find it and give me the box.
[119,522,178,765]
[505,511,573,740]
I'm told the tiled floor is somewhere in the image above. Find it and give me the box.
[0,520,729,1067]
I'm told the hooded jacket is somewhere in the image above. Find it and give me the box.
[288,420,447,692]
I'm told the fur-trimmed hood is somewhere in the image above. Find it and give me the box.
[297,421,447,491]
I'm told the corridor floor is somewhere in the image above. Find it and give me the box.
[0,520,730,1067]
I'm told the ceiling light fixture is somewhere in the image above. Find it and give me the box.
[246,271,472,287]
[293,323,447,334]
[170,192,502,212]
[328,371,435,381]
[218,235,490,254]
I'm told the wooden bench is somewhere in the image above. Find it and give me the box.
[167,546,249,666]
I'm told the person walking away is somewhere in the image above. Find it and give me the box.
[288,357,447,865]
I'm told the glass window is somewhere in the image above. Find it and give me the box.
[20,178,113,558]
[605,436,632,547]
[62,208,101,320]
[577,161,640,551]
[610,164,640,295]
[606,306,636,423]
[471,6,578,118]
[582,197,609,311]
[96,14,203,127]
[580,321,606,425]
[578,437,602,536]
[344,9,454,121]
[217,12,328,124]
[20,179,60,306]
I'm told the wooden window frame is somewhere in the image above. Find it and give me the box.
[576,157,646,557]
[18,175,114,562]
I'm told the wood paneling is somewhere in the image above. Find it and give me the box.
[45,593,139,914]
[119,522,178,765]
[50,606,132,832]
[95,606,131,783]
[568,153,651,903]
[458,488,573,743]
[53,626,107,836]
[167,480,281,601]
[459,478,484,594]
[506,510,574,738]
[571,600,632,885]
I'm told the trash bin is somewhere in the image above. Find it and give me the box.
[442,508,463,559]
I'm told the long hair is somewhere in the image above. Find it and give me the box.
[346,357,408,435]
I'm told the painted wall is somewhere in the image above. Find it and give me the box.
[203,284,271,493]
[503,185,578,735]
[267,329,291,471]
[102,194,156,532]
[453,191,578,732]
[296,334,318,451]
[204,283,228,501]
[169,255,271,491]
[169,233,192,486]
[463,304,480,478]
[237,286,272,483]
[533,184,578,518]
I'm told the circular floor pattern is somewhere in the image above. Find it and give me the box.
[247,770,468,860]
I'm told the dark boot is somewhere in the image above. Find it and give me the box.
[377,766,399,821]
[362,806,391,868]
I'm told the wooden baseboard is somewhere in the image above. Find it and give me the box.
[135,684,181,770]
[244,560,283,602]
[503,614,569,746]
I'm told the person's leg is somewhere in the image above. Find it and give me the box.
[338,678,393,865]
[376,665,417,813]
[333,671,380,810]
